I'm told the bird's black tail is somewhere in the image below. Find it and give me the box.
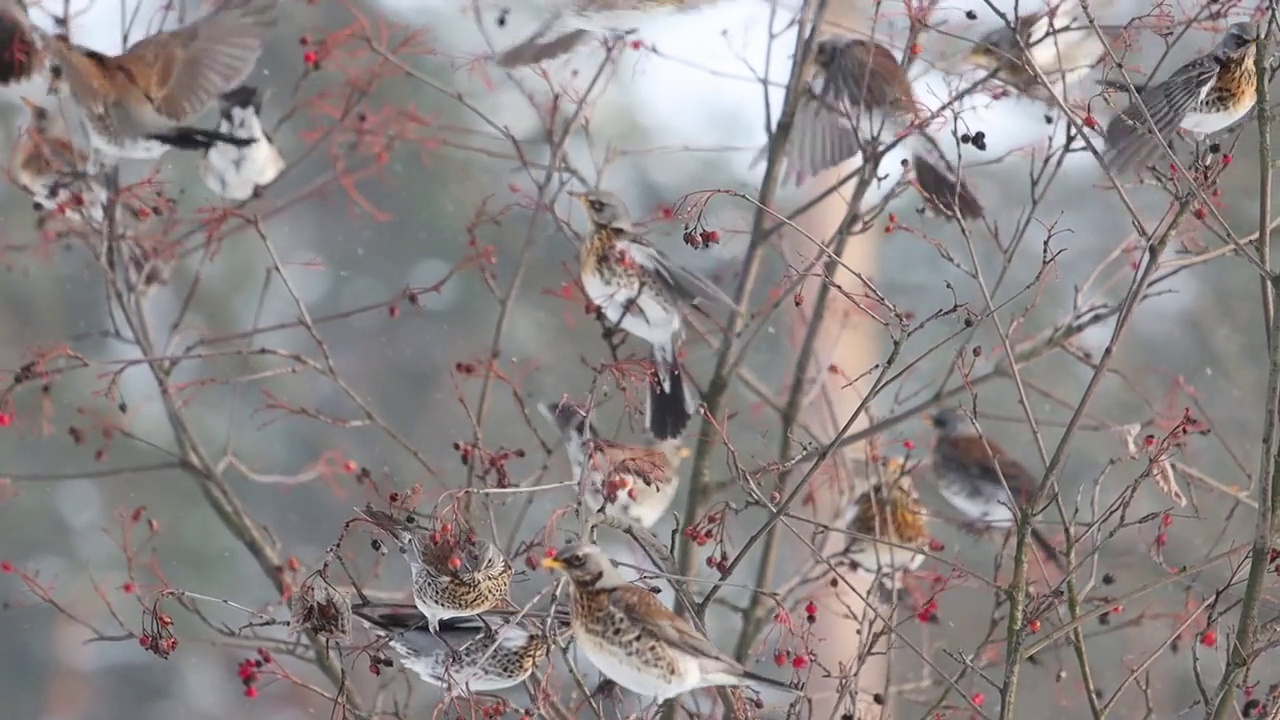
[646,342,693,441]
[496,28,592,68]
[151,126,256,150]
[911,153,984,220]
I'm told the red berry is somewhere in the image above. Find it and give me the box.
[902,440,915,451]
[928,539,945,552]
[343,460,357,473]
[0,560,12,573]
[543,547,557,558]
[302,50,317,65]
[774,652,787,667]
[121,582,136,594]
[1200,629,1217,648]
[1027,618,1041,633]
[971,692,985,707]
[0,413,11,427]
[804,601,817,616]
[792,655,808,670]
[440,523,454,535]
[244,686,258,699]
[139,634,151,648]
[447,555,463,571]
[1161,513,1173,528]
[1156,532,1167,547]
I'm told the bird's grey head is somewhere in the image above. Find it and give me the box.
[571,189,633,231]
[813,36,856,69]
[1220,21,1259,54]
[541,542,624,589]
[929,407,971,437]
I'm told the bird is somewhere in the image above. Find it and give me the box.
[929,408,1067,573]
[960,0,1129,104]
[1102,21,1258,174]
[493,0,723,68]
[753,35,983,220]
[199,85,285,201]
[353,603,570,693]
[539,397,686,529]
[0,0,43,85]
[572,188,734,442]
[44,0,277,163]
[831,456,930,597]
[358,505,514,632]
[541,542,801,704]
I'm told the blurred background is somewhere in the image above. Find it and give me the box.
[0,0,1277,718]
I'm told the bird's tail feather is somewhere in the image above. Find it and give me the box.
[910,151,984,220]
[152,126,255,150]
[735,669,803,701]
[1030,527,1068,573]
[645,343,693,441]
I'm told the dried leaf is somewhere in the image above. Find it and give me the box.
[1112,423,1142,458]
[289,574,352,641]
[1149,458,1187,508]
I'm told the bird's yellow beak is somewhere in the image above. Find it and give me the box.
[541,556,565,570]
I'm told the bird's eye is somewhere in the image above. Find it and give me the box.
[589,200,605,212]
[565,553,584,567]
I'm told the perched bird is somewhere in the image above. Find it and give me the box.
[44,0,277,163]
[831,456,929,597]
[754,35,983,220]
[539,397,687,529]
[929,408,1067,573]
[200,85,285,200]
[573,188,733,441]
[353,603,570,693]
[494,0,722,68]
[0,0,42,85]
[541,543,801,704]
[962,0,1129,104]
[1102,21,1258,173]
[358,506,514,632]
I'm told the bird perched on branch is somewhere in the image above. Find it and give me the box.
[200,85,285,201]
[542,543,801,704]
[1102,21,1258,173]
[833,456,930,598]
[573,188,734,441]
[493,0,724,68]
[960,0,1130,104]
[0,0,43,85]
[354,603,570,693]
[45,0,277,163]
[928,408,1068,573]
[358,506,514,632]
[754,35,984,220]
[539,397,686,529]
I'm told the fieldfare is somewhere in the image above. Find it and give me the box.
[354,603,570,693]
[200,85,285,201]
[0,0,41,85]
[961,0,1128,104]
[494,0,722,68]
[833,456,930,597]
[539,398,686,529]
[359,505,514,632]
[1102,21,1258,173]
[541,543,801,704]
[45,0,276,163]
[755,35,983,220]
[573,188,734,442]
[929,408,1067,573]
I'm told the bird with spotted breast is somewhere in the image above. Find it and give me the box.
[754,35,983,220]
[494,0,724,68]
[541,542,801,705]
[834,456,930,597]
[200,85,285,201]
[1102,21,1258,173]
[44,0,277,164]
[573,188,734,442]
[353,603,571,693]
[961,0,1130,104]
[539,397,686,529]
[358,505,514,633]
[0,0,43,86]
[929,408,1067,573]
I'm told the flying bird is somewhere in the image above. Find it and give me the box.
[542,543,801,704]
[200,85,285,200]
[1102,21,1258,173]
[755,35,983,220]
[45,0,277,163]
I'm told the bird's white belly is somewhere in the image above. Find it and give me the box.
[579,272,679,347]
[1182,103,1252,136]
[937,480,1016,527]
[401,649,517,692]
[577,631,696,702]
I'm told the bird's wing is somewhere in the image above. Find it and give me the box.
[945,437,1038,505]
[621,237,736,310]
[1104,56,1217,172]
[609,585,741,668]
[117,0,277,122]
